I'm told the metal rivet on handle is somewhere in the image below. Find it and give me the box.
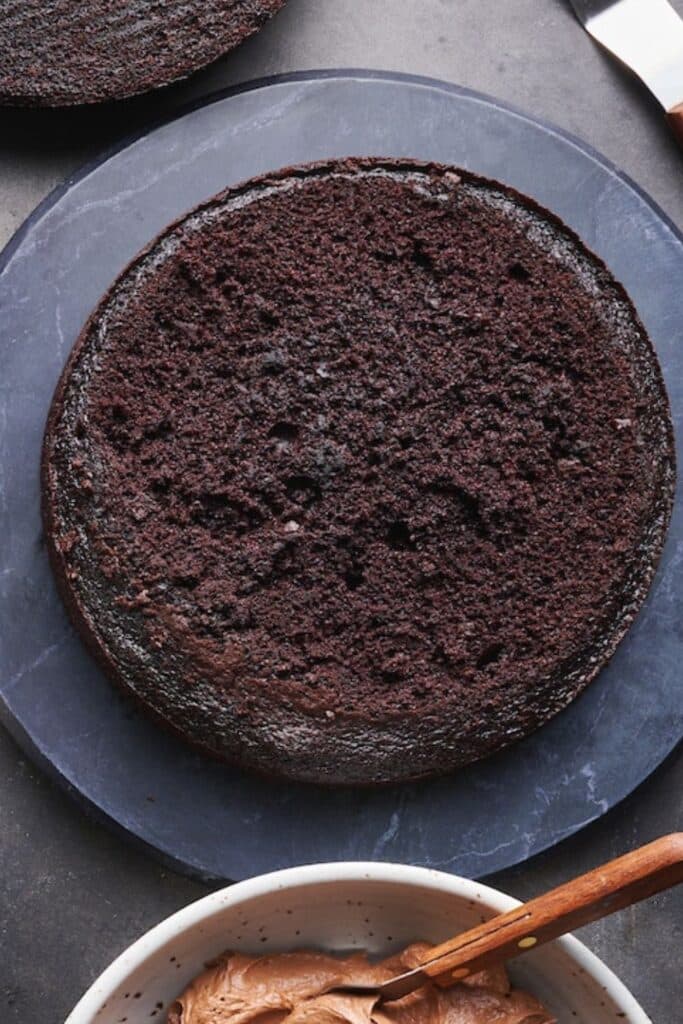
[518,936,538,949]
[451,968,470,979]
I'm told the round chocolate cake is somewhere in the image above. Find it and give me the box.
[42,159,675,784]
[0,0,286,107]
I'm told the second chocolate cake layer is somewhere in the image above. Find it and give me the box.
[42,159,675,784]
[0,0,286,107]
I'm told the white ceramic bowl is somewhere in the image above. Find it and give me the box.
[66,863,651,1024]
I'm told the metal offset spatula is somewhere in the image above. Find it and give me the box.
[568,0,683,146]
[330,834,683,1004]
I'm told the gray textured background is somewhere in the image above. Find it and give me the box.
[0,1,681,1022]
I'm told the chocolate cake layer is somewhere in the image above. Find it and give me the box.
[42,159,675,784]
[0,0,286,107]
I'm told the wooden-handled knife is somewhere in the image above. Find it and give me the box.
[568,0,683,147]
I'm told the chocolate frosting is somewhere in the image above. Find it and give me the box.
[169,944,554,1024]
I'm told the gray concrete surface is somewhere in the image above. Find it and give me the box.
[0,1,681,1021]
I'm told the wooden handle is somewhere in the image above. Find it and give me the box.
[667,101,683,148]
[418,834,683,986]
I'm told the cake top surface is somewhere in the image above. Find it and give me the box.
[43,159,675,783]
[0,0,286,106]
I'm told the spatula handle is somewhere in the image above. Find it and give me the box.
[418,833,683,986]
[667,101,683,148]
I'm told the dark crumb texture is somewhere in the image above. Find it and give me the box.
[0,0,286,107]
[42,159,675,784]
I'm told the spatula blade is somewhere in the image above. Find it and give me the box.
[568,0,683,110]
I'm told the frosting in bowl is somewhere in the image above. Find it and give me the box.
[169,943,554,1024]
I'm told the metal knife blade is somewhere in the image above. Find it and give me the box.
[568,0,683,111]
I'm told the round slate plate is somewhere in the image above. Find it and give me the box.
[1,71,682,884]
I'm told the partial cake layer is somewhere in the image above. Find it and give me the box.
[0,0,286,106]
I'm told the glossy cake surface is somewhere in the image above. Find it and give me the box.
[42,159,675,783]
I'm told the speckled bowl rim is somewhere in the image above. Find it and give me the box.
[64,862,651,1024]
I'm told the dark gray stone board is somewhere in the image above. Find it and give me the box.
[0,71,681,884]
